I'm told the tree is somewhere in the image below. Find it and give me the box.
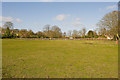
[97,11,118,39]
[5,27,11,38]
[87,30,94,38]
[43,24,50,38]
[51,25,62,38]
[72,30,78,38]
[79,30,82,37]
[82,28,86,37]
[12,29,19,38]
[19,29,28,38]
[68,30,72,37]
[63,32,66,38]
[51,26,61,33]
[36,31,44,38]
[100,28,107,37]
[2,27,11,38]
[3,22,13,29]
[93,30,98,38]
[27,30,34,38]
[43,25,62,38]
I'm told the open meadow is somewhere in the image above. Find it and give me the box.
[2,39,118,78]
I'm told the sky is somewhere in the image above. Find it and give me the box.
[1,0,119,2]
[1,2,118,33]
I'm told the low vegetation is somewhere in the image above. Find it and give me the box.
[2,39,118,78]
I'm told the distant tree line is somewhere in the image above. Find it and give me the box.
[1,22,99,39]
[1,23,62,38]
[0,11,119,40]
[67,29,98,38]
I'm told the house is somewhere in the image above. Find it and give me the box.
[70,37,73,40]
[105,35,113,40]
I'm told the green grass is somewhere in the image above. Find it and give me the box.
[2,39,118,78]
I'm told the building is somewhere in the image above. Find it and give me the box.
[105,35,113,40]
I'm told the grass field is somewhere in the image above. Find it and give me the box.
[2,39,118,78]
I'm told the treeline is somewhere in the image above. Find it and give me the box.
[1,23,99,39]
[1,11,119,40]
[1,24,62,38]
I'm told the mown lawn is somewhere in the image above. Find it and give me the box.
[2,39,118,78]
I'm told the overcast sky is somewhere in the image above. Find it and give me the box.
[1,2,118,33]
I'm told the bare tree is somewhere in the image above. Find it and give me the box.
[43,24,50,32]
[67,30,72,37]
[79,30,82,37]
[63,32,66,38]
[43,24,51,38]
[97,11,118,37]
[72,30,78,38]
[82,28,86,37]
[3,22,13,29]
[51,25,62,38]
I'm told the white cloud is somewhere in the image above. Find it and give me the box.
[55,14,70,21]
[0,16,22,23]
[72,18,84,27]
[98,4,117,12]
[72,21,84,27]
[0,16,13,22]
[89,24,98,31]
[15,18,22,23]
[62,17,84,27]
[75,18,80,21]
[106,5,117,10]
